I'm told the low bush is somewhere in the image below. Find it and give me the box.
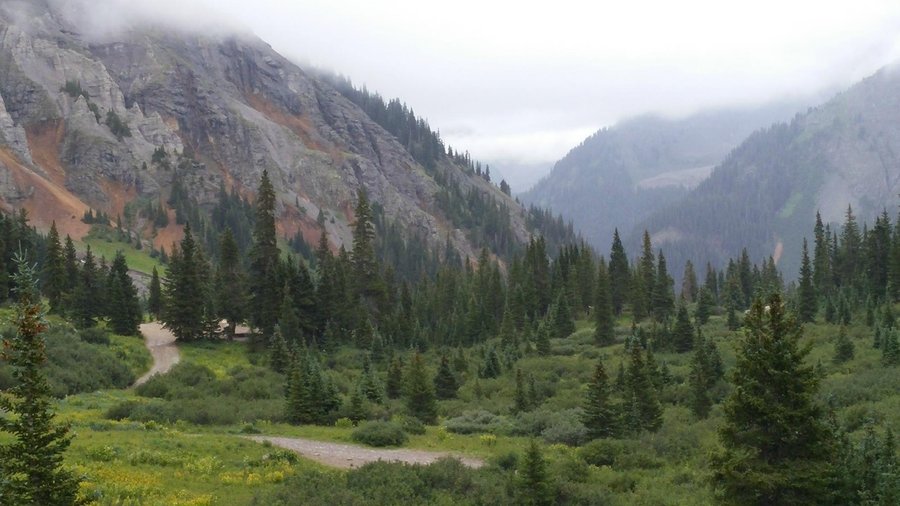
[351,421,408,447]
[443,410,509,435]
[399,416,426,435]
[79,327,111,345]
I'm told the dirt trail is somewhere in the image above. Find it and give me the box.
[247,436,484,469]
[134,322,180,387]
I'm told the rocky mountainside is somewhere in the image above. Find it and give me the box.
[637,64,900,276]
[0,0,532,261]
[521,101,808,251]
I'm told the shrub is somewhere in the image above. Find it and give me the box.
[351,421,408,447]
[493,451,519,471]
[541,416,588,446]
[105,400,140,421]
[334,417,354,429]
[398,416,426,435]
[579,439,621,467]
[79,327,111,345]
[443,410,509,435]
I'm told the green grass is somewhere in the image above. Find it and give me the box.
[82,234,164,276]
[179,340,257,378]
[109,333,153,379]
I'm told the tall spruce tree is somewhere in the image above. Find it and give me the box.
[404,352,437,423]
[42,222,66,313]
[797,239,817,323]
[582,361,618,439]
[433,355,458,400]
[214,229,247,337]
[626,344,662,432]
[609,229,630,314]
[0,254,81,505]
[517,440,554,506]
[73,246,101,328]
[672,303,695,353]
[248,170,281,336]
[148,266,162,320]
[161,223,209,341]
[593,260,615,346]
[386,356,404,399]
[712,294,836,505]
[106,251,141,335]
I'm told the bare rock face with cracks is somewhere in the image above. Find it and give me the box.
[0,0,526,257]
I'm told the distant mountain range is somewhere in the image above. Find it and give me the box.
[521,99,812,254]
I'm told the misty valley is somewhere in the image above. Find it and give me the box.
[0,1,898,506]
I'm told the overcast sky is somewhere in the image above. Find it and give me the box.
[60,0,900,189]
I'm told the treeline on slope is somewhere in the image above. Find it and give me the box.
[323,73,580,259]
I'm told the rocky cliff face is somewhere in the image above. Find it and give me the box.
[0,0,524,259]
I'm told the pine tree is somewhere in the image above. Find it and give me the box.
[148,266,162,319]
[106,251,141,335]
[534,320,551,356]
[214,229,247,337]
[359,354,383,404]
[433,355,458,400]
[351,189,383,311]
[582,361,618,439]
[512,368,530,413]
[517,440,554,506]
[593,260,615,346]
[626,344,662,432]
[813,211,833,295]
[386,356,404,399]
[269,326,290,373]
[42,222,67,313]
[833,327,855,364]
[0,254,81,504]
[608,229,630,314]
[695,286,714,325]
[498,303,518,348]
[551,292,575,338]
[797,239,817,323]
[652,251,675,322]
[681,260,698,303]
[688,337,714,419]
[480,347,503,378]
[161,223,209,341]
[63,235,78,294]
[711,294,836,505]
[248,170,281,336]
[73,246,101,328]
[278,291,303,346]
[404,352,437,423]
[882,328,899,366]
[672,303,695,353]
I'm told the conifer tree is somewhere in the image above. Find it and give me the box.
[278,291,303,346]
[42,222,66,313]
[433,355,458,400]
[148,266,162,320]
[813,211,833,294]
[833,327,855,364]
[73,246,101,328]
[593,260,615,346]
[269,326,290,374]
[626,344,662,432]
[652,251,675,322]
[214,229,247,337]
[882,328,899,366]
[712,294,836,505]
[551,292,575,338]
[359,354,383,404]
[608,229,630,314]
[672,303,695,353]
[248,170,281,336]
[512,368,530,413]
[63,235,78,294]
[797,239,817,323]
[0,254,81,504]
[517,440,554,506]
[695,286,714,325]
[582,361,618,439]
[106,251,141,335]
[351,189,383,311]
[404,352,437,423]
[385,356,404,399]
[498,303,518,348]
[161,223,209,341]
[681,260,698,303]
[534,320,551,356]
[480,347,503,378]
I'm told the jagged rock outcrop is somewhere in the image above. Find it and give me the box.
[0,0,525,260]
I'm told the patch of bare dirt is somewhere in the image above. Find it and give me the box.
[247,436,484,470]
[134,322,180,387]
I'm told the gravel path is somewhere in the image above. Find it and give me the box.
[133,322,180,387]
[247,436,484,469]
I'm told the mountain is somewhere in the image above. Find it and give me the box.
[521,100,810,252]
[0,0,552,267]
[637,64,900,276]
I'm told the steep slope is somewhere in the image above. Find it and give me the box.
[522,101,807,251]
[0,0,531,262]
[637,65,900,276]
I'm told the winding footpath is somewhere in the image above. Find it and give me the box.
[133,322,180,387]
[246,436,484,469]
[131,323,484,469]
